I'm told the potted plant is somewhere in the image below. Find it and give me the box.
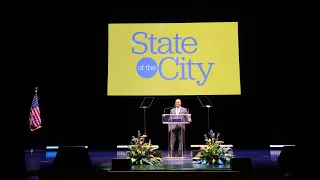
[125,130,163,165]
[193,130,234,165]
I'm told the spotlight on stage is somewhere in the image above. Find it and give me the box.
[51,146,92,171]
[46,146,88,159]
[46,146,89,149]
[270,145,295,148]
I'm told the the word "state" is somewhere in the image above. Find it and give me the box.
[131,32,197,54]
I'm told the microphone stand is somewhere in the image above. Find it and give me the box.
[141,105,151,135]
[206,105,212,133]
[142,106,147,135]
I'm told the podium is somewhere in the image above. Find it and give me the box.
[162,113,191,159]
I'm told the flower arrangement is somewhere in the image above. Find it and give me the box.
[192,130,234,165]
[125,130,163,165]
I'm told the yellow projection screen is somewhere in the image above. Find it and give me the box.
[108,22,241,96]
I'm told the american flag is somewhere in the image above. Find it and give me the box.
[29,93,42,131]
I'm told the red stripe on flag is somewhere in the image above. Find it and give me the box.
[33,108,40,126]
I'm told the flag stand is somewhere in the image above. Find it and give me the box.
[31,131,34,153]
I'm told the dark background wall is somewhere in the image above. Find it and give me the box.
[24,2,296,150]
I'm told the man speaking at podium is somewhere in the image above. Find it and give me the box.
[169,99,192,157]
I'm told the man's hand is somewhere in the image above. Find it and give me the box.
[188,119,192,123]
[168,128,171,132]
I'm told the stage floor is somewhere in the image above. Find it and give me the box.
[25,149,282,171]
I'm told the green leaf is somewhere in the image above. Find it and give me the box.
[131,158,137,163]
[132,151,137,156]
[142,158,153,165]
[203,152,210,157]
[201,160,207,165]
[192,157,201,160]
[150,146,159,151]
[225,153,233,158]
[131,146,137,151]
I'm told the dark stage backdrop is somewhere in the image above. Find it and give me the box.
[25,3,295,150]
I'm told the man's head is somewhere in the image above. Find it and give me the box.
[175,99,181,108]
